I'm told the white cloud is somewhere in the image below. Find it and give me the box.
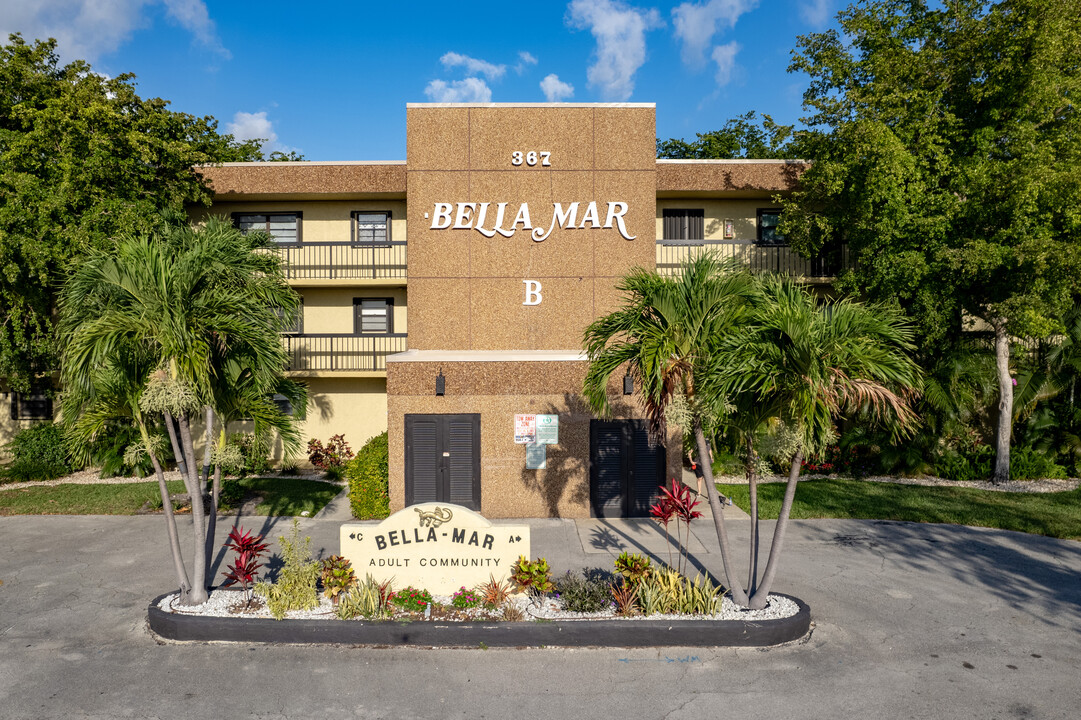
[515,50,538,74]
[162,0,230,58]
[540,74,575,102]
[566,0,663,102]
[711,41,739,86]
[799,0,831,27]
[226,111,299,156]
[424,77,493,103]
[440,51,506,81]
[671,0,756,68]
[0,0,228,63]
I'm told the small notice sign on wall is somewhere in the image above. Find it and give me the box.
[525,442,547,469]
[514,414,536,444]
[535,414,559,444]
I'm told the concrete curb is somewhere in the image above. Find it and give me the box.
[147,592,811,648]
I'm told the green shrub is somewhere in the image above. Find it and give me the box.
[1010,446,1067,481]
[934,451,976,482]
[346,432,389,519]
[2,422,73,481]
[390,586,433,613]
[451,586,483,609]
[613,552,652,586]
[510,556,554,596]
[220,433,273,478]
[554,570,614,612]
[254,518,320,619]
[336,574,394,620]
[87,420,156,478]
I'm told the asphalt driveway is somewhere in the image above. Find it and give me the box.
[0,513,1078,719]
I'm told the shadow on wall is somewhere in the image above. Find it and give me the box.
[517,393,641,518]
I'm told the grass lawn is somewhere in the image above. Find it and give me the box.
[0,480,188,516]
[231,476,341,517]
[717,478,1081,540]
[0,477,339,517]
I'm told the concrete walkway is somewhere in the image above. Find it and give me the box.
[1,511,1079,719]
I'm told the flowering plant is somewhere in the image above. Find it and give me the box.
[390,586,433,613]
[451,586,482,609]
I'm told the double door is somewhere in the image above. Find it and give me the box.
[589,420,665,517]
[404,414,481,510]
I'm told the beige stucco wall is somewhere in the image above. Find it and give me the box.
[297,287,408,335]
[188,200,408,245]
[655,198,779,241]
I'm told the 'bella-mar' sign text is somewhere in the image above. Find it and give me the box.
[339,503,531,594]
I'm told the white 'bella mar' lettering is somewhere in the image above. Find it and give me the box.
[430,201,635,241]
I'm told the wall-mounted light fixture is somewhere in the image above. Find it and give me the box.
[435,368,445,396]
[623,371,634,395]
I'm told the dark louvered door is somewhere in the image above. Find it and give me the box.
[405,414,480,510]
[590,420,664,518]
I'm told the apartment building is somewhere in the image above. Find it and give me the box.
[185,103,843,519]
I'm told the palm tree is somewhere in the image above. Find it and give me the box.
[714,276,922,608]
[60,217,304,605]
[583,254,759,607]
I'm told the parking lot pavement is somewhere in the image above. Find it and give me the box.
[1,514,1078,719]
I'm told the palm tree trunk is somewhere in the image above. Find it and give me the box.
[177,412,208,604]
[139,421,191,602]
[746,435,760,596]
[748,449,803,610]
[163,413,189,490]
[695,420,749,607]
[201,405,214,484]
[202,418,222,589]
[993,320,1013,484]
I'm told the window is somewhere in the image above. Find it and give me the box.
[271,393,294,416]
[276,296,303,334]
[662,209,704,241]
[352,211,390,245]
[233,212,302,244]
[354,298,393,335]
[10,392,52,420]
[757,209,786,245]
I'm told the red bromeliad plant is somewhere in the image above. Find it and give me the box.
[221,526,269,607]
[650,479,702,575]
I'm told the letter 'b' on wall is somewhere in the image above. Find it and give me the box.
[523,280,542,306]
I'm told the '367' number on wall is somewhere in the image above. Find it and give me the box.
[511,151,551,167]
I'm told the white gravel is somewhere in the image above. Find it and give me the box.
[158,589,799,623]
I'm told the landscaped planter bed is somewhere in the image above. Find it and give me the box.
[147,590,811,647]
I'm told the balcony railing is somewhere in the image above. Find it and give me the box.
[270,241,407,280]
[656,239,849,279]
[283,333,407,372]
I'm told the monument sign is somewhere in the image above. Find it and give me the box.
[340,503,531,594]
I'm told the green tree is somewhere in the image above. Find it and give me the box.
[0,34,263,392]
[60,217,305,605]
[657,111,796,159]
[712,276,921,608]
[583,254,760,607]
[781,0,1081,482]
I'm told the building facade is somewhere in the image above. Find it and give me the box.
[186,104,828,518]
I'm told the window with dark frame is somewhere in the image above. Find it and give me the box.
[10,392,52,420]
[233,212,301,244]
[662,209,704,241]
[276,296,303,334]
[354,297,393,335]
[352,211,390,245]
[756,209,786,246]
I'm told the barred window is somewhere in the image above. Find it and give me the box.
[353,211,390,245]
[10,392,52,420]
[234,213,301,244]
[354,298,393,335]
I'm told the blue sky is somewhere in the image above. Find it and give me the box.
[1,1,842,160]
